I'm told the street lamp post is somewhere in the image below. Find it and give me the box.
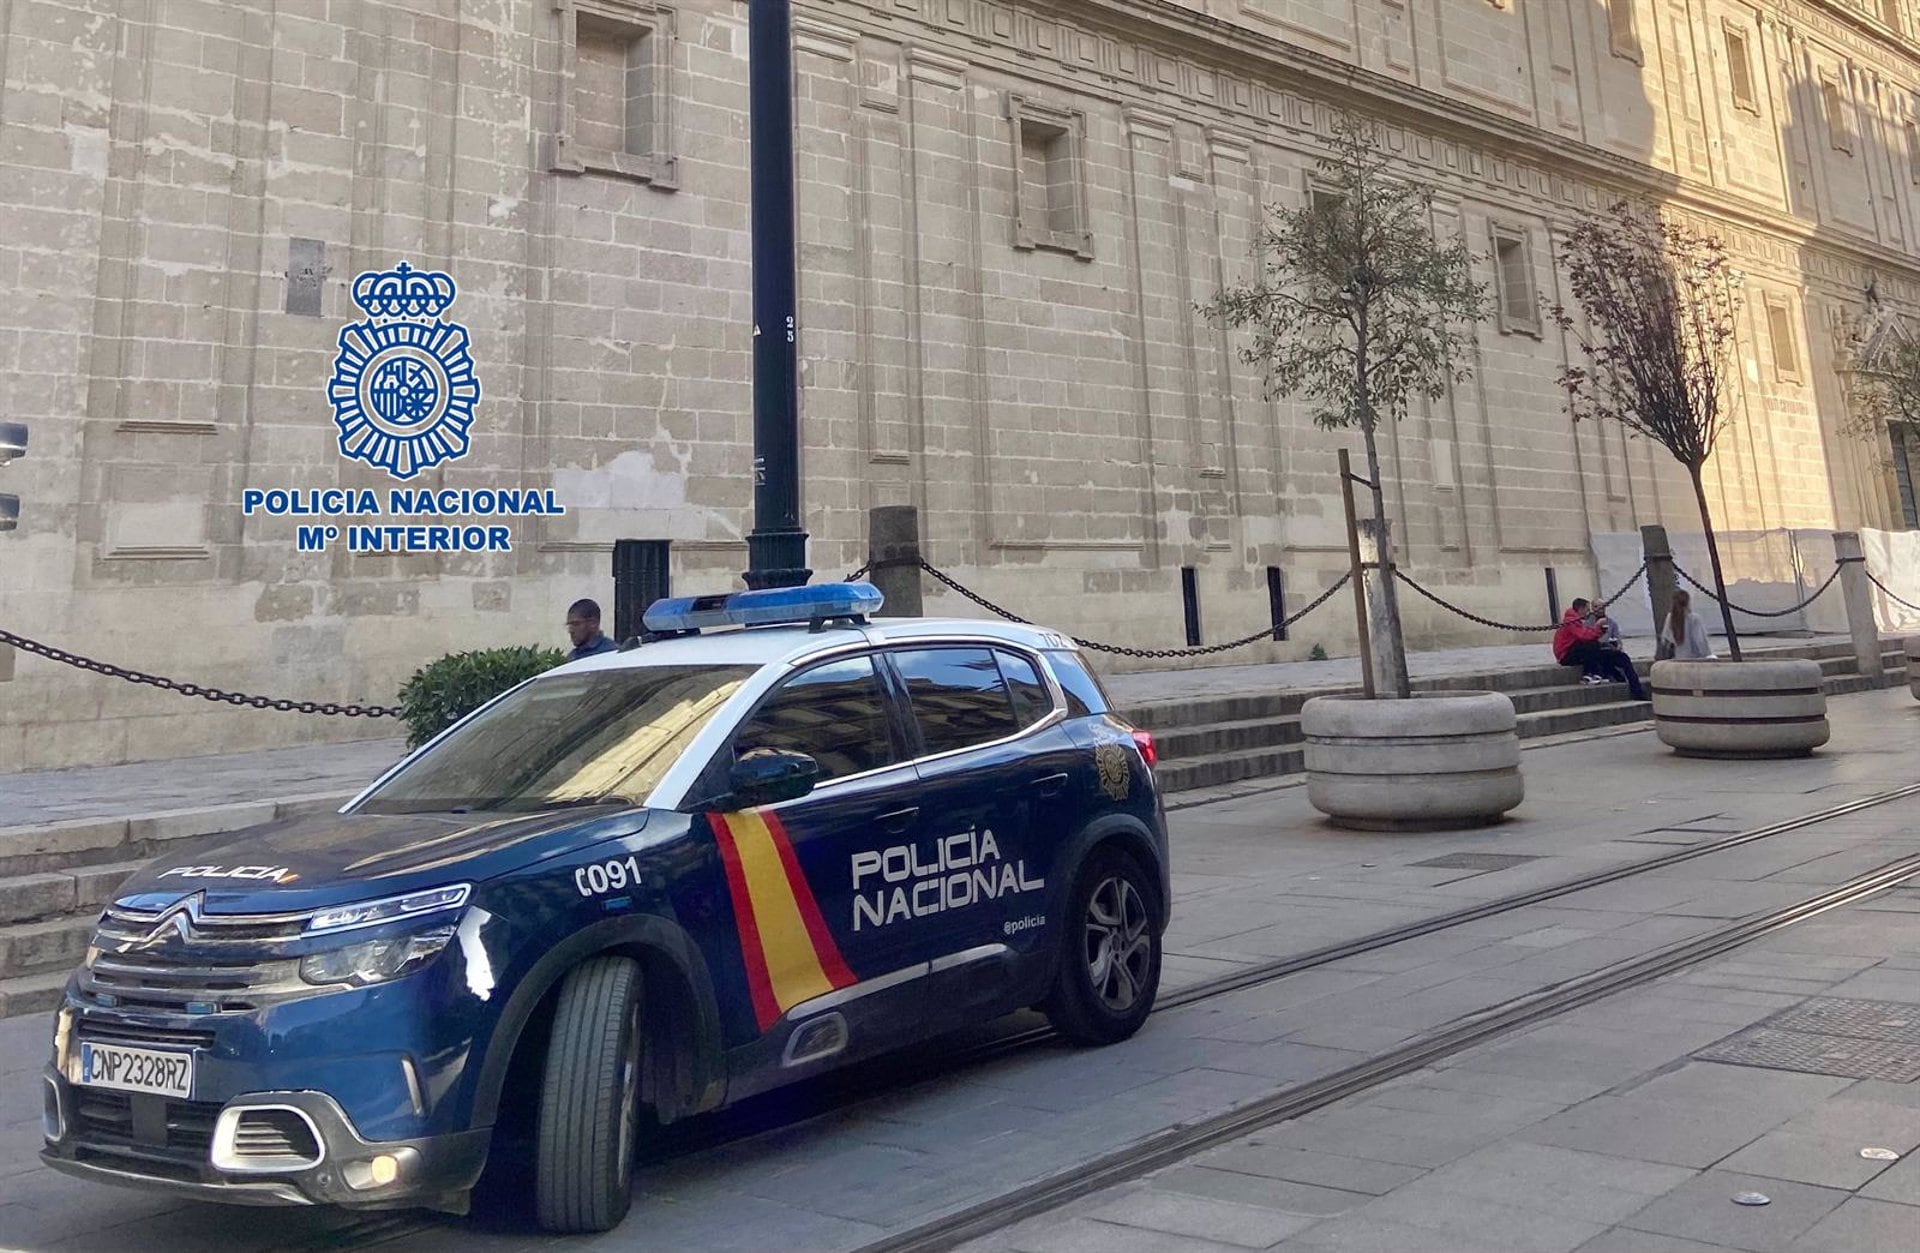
[742,0,811,589]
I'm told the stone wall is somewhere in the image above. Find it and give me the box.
[0,0,1915,770]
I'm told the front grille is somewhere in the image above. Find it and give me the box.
[74,1020,216,1051]
[229,1109,322,1164]
[72,1089,219,1165]
[81,900,313,1012]
[82,951,305,1013]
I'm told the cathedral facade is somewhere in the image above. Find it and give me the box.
[0,0,1915,769]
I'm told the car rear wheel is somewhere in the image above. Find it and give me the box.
[1043,846,1161,1045]
[535,955,644,1232]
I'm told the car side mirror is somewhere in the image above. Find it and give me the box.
[722,750,821,810]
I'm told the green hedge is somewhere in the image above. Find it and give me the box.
[396,645,567,748]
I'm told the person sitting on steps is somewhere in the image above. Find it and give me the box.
[1553,597,1649,700]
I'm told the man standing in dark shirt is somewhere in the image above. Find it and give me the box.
[565,598,619,660]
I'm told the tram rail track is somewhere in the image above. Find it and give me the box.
[858,846,1920,1252]
[289,778,1920,1252]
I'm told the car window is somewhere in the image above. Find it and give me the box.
[732,655,897,782]
[355,665,756,814]
[997,649,1053,727]
[892,646,1021,757]
[1045,650,1111,718]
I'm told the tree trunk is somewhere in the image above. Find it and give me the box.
[1353,313,1411,699]
[1688,463,1744,662]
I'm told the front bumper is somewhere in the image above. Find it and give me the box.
[40,1074,489,1208]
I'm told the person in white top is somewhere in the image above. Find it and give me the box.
[1657,589,1715,660]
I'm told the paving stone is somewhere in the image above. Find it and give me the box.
[1719,1129,1907,1190]
[1006,1217,1259,1253]
[1784,1196,1920,1251]
[1251,1119,1486,1170]
[1817,970,1920,1004]
[1620,1170,1848,1252]
[1858,1151,1920,1206]
[1613,1061,1856,1110]
[1197,1144,1426,1196]
[1089,1190,1321,1248]
[1518,1095,1798,1168]
[1341,1186,1609,1251]
[1284,1215,1543,1252]
[1154,1166,1373,1217]
[1392,1141,1691,1225]
[1571,1232,1749,1253]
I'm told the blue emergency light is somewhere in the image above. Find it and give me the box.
[641,582,885,635]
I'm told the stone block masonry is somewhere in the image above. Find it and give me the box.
[0,0,1913,770]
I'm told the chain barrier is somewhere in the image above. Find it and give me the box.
[1670,562,1843,619]
[914,560,1351,658]
[1865,568,1920,615]
[1393,562,1649,633]
[0,627,403,718]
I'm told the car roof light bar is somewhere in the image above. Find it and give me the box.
[641,582,885,635]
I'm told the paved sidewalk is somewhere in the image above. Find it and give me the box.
[969,893,1920,1253]
[0,636,1860,832]
[0,687,1914,1250]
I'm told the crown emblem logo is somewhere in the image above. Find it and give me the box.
[328,261,481,481]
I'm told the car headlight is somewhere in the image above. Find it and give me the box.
[305,884,470,935]
[300,924,458,988]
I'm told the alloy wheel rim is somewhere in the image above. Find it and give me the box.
[1084,876,1151,1012]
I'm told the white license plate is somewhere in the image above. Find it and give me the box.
[72,1041,194,1099]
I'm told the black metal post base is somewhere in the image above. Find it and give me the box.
[743,530,811,590]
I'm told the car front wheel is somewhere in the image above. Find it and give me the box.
[1043,846,1162,1045]
[535,955,644,1232]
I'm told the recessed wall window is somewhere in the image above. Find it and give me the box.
[1823,77,1854,155]
[1723,24,1758,114]
[548,0,676,187]
[1491,222,1540,336]
[1882,0,1904,33]
[1608,0,1643,63]
[1907,122,1920,185]
[1008,95,1092,259]
[1765,296,1802,382]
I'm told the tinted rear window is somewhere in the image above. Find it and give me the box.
[997,650,1053,727]
[892,646,1021,756]
[1046,651,1111,718]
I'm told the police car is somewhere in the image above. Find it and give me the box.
[41,584,1169,1232]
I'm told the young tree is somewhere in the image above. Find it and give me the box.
[1203,113,1486,698]
[1553,203,1747,661]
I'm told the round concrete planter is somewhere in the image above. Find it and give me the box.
[1650,658,1830,759]
[1907,637,1920,702]
[1301,691,1523,831]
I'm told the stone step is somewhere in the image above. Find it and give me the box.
[0,968,71,1018]
[0,860,147,927]
[1151,680,1646,760]
[0,793,349,880]
[1152,657,1898,794]
[0,914,95,981]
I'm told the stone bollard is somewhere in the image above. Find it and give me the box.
[1642,524,1676,639]
[866,504,923,616]
[1834,532,1885,688]
[1907,637,1919,701]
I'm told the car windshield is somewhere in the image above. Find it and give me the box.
[355,665,756,814]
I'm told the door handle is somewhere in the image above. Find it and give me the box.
[877,806,919,833]
[1030,772,1069,798]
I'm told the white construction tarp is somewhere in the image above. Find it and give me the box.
[1591,526,1918,638]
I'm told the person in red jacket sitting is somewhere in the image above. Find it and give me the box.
[1553,598,1648,700]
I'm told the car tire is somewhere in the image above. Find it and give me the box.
[535,955,644,1233]
[1043,845,1162,1045]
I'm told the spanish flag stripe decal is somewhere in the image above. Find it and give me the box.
[762,812,856,987]
[711,810,854,1031]
[711,814,781,1031]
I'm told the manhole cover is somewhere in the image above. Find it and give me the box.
[1765,998,1920,1046]
[1695,1027,1920,1082]
[1411,853,1541,872]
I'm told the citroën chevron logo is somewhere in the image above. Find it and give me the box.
[328,262,481,481]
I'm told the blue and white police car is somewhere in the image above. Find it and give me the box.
[42,584,1169,1232]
